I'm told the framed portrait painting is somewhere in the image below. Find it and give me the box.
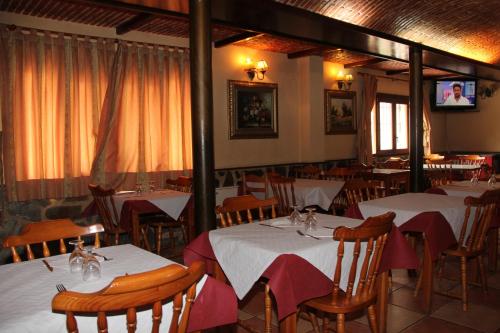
[228,80,278,139]
[324,90,357,134]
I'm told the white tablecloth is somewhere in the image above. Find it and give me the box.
[358,193,467,240]
[0,245,206,333]
[293,179,345,210]
[423,164,480,170]
[208,214,364,299]
[372,168,410,175]
[113,189,191,220]
[439,181,495,198]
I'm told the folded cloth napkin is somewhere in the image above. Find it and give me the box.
[304,228,334,238]
[268,217,296,227]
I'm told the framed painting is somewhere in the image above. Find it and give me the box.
[324,90,357,134]
[228,80,278,139]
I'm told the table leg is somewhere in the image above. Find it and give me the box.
[376,271,389,333]
[421,237,434,313]
[279,312,297,333]
[487,228,498,271]
[131,210,141,247]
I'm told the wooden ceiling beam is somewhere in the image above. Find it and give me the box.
[344,58,388,68]
[386,69,409,75]
[287,47,325,59]
[116,12,154,34]
[214,31,262,48]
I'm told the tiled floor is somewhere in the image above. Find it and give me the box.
[233,255,500,333]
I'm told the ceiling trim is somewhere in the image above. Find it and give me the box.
[214,31,262,48]
[344,58,388,68]
[287,47,325,59]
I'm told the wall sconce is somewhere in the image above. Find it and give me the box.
[478,83,498,99]
[245,58,268,80]
[336,71,353,90]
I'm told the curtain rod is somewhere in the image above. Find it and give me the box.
[4,24,188,51]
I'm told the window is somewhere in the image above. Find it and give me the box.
[372,94,409,155]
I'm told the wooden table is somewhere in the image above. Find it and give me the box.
[372,168,410,192]
[356,193,467,313]
[185,214,418,333]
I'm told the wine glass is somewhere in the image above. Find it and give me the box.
[288,205,303,225]
[304,208,318,232]
[68,240,85,273]
[488,172,497,187]
[82,247,101,281]
[149,180,156,192]
[135,183,144,196]
[470,174,479,186]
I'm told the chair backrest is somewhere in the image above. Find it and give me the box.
[241,173,268,198]
[88,184,121,233]
[166,177,193,193]
[323,167,356,181]
[331,211,395,299]
[216,195,278,228]
[269,177,296,216]
[2,219,104,263]
[296,165,321,179]
[343,178,384,207]
[458,155,485,166]
[52,261,205,333]
[459,188,500,251]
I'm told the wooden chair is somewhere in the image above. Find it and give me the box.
[343,179,385,208]
[241,173,268,199]
[165,176,193,192]
[432,188,500,311]
[376,159,407,169]
[303,211,395,333]
[52,261,205,333]
[323,167,356,181]
[269,176,296,216]
[296,165,321,179]
[215,195,278,228]
[150,177,192,255]
[3,219,103,263]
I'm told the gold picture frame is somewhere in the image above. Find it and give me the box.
[324,90,357,134]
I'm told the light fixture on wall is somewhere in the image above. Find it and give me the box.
[477,83,498,99]
[336,71,353,90]
[244,58,268,80]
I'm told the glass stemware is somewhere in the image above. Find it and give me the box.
[470,174,479,186]
[304,208,318,232]
[135,183,144,196]
[68,240,85,273]
[149,180,156,192]
[488,172,497,187]
[288,205,303,225]
[82,247,101,281]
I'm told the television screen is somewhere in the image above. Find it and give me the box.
[433,79,477,110]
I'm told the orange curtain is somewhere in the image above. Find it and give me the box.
[1,27,115,200]
[90,42,192,190]
[357,73,377,165]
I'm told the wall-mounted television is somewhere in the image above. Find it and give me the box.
[432,79,477,111]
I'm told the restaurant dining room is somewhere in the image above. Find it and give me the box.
[1,0,500,332]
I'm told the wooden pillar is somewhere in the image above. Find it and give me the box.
[189,0,216,234]
[409,46,424,192]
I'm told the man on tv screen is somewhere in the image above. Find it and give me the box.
[443,83,470,105]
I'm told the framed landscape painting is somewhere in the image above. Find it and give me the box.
[228,80,278,139]
[324,90,357,134]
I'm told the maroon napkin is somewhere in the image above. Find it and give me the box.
[187,276,238,332]
[399,211,457,260]
[344,204,363,219]
[183,232,216,275]
[119,200,164,231]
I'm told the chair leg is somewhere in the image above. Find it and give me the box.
[306,311,320,333]
[169,228,175,249]
[478,255,488,294]
[264,284,272,333]
[487,228,498,272]
[156,225,162,255]
[336,314,345,333]
[180,224,188,245]
[414,270,422,297]
[114,233,119,245]
[322,315,329,333]
[437,254,447,280]
[367,305,379,333]
[460,256,468,311]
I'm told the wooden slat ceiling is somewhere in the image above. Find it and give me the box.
[3,0,491,77]
[275,0,500,66]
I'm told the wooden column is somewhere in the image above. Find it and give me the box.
[190,0,216,234]
[409,46,424,192]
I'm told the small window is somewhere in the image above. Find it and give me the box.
[372,94,409,155]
